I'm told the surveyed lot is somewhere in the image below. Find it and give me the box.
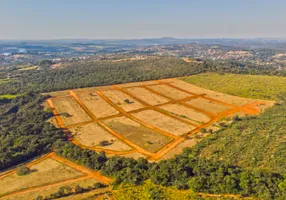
[0,153,111,200]
[45,78,274,160]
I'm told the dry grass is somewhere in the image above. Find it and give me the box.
[101,90,144,112]
[52,96,92,126]
[2,177,99,200]
[77,93,119,118]
[104,117,173,153]
[120,80,158,88]
[119,152,147,159]
[71,122,132,151]
[160,103,210,124]
[45,90,69,97]
[132,110,194,136]
[126,87,169,105]
[186,97,230,114]
[0,158,84,197]
[147,84,190,100]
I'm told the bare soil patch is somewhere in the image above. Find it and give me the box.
[132,110,194,136]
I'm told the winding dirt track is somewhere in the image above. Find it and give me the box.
[46,79,266,161]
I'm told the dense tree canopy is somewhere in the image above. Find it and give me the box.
[0,93,65,170]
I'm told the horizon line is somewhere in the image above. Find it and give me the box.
[0,37,286,42]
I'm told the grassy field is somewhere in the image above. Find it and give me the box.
[0,79,9,85]
[17,65,39,71]
[0,94,20,99]
[181,73,286,100]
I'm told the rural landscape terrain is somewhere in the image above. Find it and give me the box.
[2,0,286,199]
[0,51,286,199]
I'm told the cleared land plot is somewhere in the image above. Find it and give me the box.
[77,93,119,118]
[147,84,191,100]
[51,96,92,126]
[71,122,132,151]
[0,158,84,197]
[101,90,144,112]
[104,117,173,153]
[44,76,274,161]
[126,87,169,105]
[132,110,194,136]
[186,98,231,114]
[159,104,210,124]
[2,177,99,200]
[170,79,255,106]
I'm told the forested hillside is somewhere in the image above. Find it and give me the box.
[0,58,203,95]
[1,58,285,96]
[193,101,286,174]
[0,93,65,170]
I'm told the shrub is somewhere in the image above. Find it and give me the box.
[16,165,30,176]
[99,140,110,146]
[124,99,134,104]
[200,128,207,133]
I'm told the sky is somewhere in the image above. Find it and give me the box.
[0,0,286,40]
